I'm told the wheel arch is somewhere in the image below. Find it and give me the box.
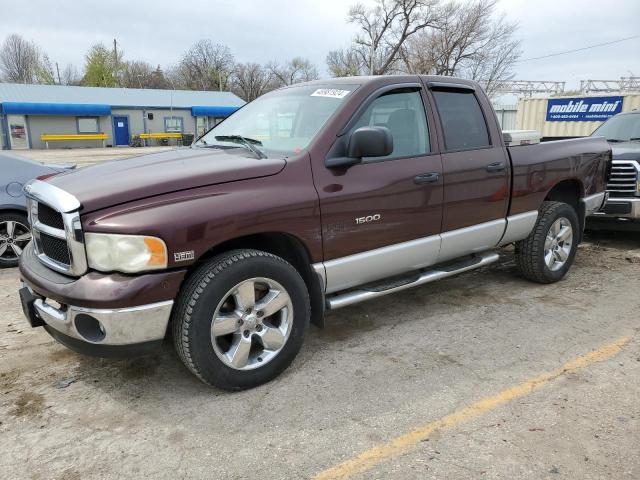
[544,179,585,239]
[188,232,325,328]
[0,205,28,216]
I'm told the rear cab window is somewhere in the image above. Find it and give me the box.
[432,90,491,151]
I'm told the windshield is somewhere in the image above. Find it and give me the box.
[592,113,640,141]
[196,84,358,156]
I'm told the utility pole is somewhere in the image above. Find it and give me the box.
[113,38,119,87]
[55,62,61,85]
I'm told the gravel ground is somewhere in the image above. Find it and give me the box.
[0,227,638,479]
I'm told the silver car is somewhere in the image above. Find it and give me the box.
[0,153,74,267]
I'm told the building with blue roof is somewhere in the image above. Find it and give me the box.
[0,83,245,150]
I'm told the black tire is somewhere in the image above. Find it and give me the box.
[0,212,31,269]
[515,201,580,284]
[172,249,310,390]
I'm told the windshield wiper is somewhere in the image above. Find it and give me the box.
[606,138,640,143]
[214,135,267,159]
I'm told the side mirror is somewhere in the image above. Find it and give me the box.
[325,126,393,168]
[348,126,393,158]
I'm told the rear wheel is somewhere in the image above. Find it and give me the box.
[515,201,579,284]
[172,249,310,390]
[0,213,32,268]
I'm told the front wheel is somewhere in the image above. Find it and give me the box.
[515,201,579,284]
[172,249,310,390]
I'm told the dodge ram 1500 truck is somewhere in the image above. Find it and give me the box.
[18,76,610,390]
[589,109,640,224]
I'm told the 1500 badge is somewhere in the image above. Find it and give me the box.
[355,214,381,225]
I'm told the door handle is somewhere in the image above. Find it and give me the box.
[486,162,506,173]
[414,172,440,185]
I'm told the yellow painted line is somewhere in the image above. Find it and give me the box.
[314,336,631,480]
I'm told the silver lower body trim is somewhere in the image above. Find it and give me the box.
[438,219,506,263]
[27,284,173,345]
[315,212,539,295]
[327,251,499,309]
[499,211,539,246]
[582,192,607,216]
[322,235,441,294]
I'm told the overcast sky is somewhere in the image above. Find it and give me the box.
[1,0,638,89]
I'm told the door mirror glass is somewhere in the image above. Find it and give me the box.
[347,126,393,158]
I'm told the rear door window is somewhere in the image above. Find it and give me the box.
[432,90,491,151]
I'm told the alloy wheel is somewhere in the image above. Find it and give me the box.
[544,217,573,272]
[0,220,31,261]
[210,277,293,370]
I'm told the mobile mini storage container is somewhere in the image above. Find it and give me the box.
[516,93,640,140]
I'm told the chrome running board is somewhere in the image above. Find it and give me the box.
[326,251,500,310]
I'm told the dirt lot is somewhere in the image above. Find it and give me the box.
[1,228,639,479]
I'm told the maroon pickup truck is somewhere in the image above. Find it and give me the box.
[19,76,610,390]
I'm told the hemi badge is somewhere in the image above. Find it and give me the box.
[174,250,195,262]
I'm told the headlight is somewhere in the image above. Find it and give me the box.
[85,233,168,273]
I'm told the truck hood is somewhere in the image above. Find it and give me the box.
[48,148,286,213]
[610,141,640,161]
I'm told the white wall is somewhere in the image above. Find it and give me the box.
[493,105,518,130]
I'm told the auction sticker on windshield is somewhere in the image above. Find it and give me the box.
[311,88,351,99]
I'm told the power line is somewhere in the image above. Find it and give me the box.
[517,34,640,63]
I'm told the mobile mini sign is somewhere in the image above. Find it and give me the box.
[546,96,623,122]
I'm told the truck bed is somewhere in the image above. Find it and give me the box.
[506,136,611,216]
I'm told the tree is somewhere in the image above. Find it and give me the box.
[175,40,234,91]
[340,0,441,75]
[120,60,168,89]
[34,53,55,84]
[82,43,120,87]
[230,62,274,101]
[0,34,52,84]
[60,63,82,86]
[268,57,318,87]
[402,0,521,97]
[150,65,169,89]
[326,48,364,77]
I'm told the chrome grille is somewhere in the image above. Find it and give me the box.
[24,180,87,276]
[606,160,640,198]
[39,231,71,264]
[37,202,65,229]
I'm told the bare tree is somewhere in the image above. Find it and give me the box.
[230,63,274,101]
[402,0,521,97]
[60,63,82,86]
[175,40,235,91]
[326,48,364,77]
[268,57,318,87]
[343,0,441,75]
[120,60,168,89]
[0,34,51,83]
